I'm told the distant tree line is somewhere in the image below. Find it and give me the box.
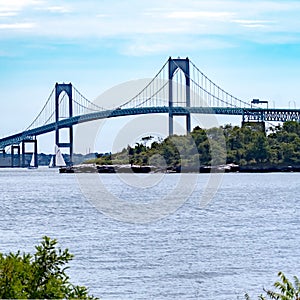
[88,121,300,168]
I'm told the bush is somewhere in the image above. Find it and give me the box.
[0,236,98,299]
[245,272,300,300]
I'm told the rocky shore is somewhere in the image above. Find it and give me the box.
[59,163,300,174]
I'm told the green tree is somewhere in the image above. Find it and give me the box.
[191,126,211,165]
[85,121,300,169]
[246,132,270,163]
[283,121,300,136]
[0,236,98,299]
[245,272,300,300]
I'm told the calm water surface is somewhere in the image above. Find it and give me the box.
[0,168,299,299]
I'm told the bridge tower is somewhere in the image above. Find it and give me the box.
[168,57,191,136]
[55,83,73,165]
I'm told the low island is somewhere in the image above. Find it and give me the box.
[60,121,300,173]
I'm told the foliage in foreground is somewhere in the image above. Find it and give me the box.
[0,236,98,299]
[245,272,300,299]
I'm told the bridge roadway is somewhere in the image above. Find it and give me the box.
[1,106,300,148]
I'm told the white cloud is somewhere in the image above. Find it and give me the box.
[232,19,276,29]
[167,11,234,20]
[0,12,18,17]
[241,24,267,28]
[0,0,300,50]
[123,42,170,56]
[0,22,35,29]
[121,36,236,56]
[233,20,274,25]
[37,5,71,13]
[0,0,43,12]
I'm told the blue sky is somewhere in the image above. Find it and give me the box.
[1,0,300,152]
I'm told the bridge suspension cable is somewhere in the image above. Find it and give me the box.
[119,59,169,109]
[72,86,106,114]
[189,60,250,108]
[24,85,107,132]
[25,87,55,131]
[117,58,251,110]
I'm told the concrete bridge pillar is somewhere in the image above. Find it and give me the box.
[168,57,191,136]
[11,145,20,168]
[22,139,38,167]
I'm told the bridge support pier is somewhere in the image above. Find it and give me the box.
[55,83,73,165]
[22,139,38,167]
[168,57,191,136]
[186,112,191,133]
[11,145,20,168]
[0,149,5,158]
[0,149,8,167]
[168,113,174,136]
[242,111,266,132]
[169,112,191,136]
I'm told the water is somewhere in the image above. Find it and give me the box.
[0,168,299,299]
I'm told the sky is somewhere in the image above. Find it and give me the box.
[1,0,300,153]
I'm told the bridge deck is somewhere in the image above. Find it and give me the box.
[1,106,300,148]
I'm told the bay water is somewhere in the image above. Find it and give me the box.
[0,168,299,299]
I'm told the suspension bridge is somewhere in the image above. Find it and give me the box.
[1,57,299,167]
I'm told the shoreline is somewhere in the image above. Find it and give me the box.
[59,163,300,174]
